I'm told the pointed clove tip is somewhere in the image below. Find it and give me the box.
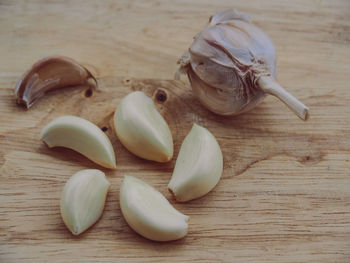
[303,109,310,121]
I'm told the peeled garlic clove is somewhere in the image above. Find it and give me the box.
[60,169,110,236]
[168,124,223,202]
[178,9,309,120]
[120,175,189,242]
[15,56,97,109]
[114,91,173,162]
[40,115,116,169]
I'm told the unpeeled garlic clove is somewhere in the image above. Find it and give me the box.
[15,56,97,109]
[60,169,110,236]
[120,175,189,242]
[40,115,116,169]
[114,91,173,162]
[168,124,223,202]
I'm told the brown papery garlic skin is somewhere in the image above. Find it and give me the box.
[15,56,97,109]
[177,9,309,120]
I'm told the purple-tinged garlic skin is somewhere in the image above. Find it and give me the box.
[179,9,309,120]
[15,56,97,109]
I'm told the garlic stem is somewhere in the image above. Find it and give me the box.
[258,76,309,120]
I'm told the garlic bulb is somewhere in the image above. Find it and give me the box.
[40,115,116,169]
[177,9,309,120]
[114,91,173,162]
[120,175,189,241]
[60,169,110,235]
[168,124,223,202]
[15,56,97,109]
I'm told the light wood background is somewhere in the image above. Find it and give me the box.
[1,0,350,262]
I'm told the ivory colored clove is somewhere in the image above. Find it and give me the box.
[168,124,223,202]
[60,169,110,236]
[177,9,309,120]
[114,91,173,162]
[120,175,189,242]
[15,56,97,109]
[40,115,116,169]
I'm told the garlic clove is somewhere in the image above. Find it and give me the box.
[120,175,189,242]
[179,9,309,120]
[40,115,116,169]
[114,91,173,162]
[60,169,110,236]
[168,124,223,202]
[15,56,97,109]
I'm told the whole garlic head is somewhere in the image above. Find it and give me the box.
[178,9,309,120]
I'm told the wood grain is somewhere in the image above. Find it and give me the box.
[1,0,350,262]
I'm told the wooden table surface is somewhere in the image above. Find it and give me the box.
[1,0,350,262]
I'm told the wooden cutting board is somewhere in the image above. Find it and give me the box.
[1,75,349,262]
[1,1,350,263]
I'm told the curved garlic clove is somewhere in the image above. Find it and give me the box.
[114,91,173,162]
[40,115,116,169]
[60,169,110,236]
[179,9,309,120]
[120,175,189,242]
[168,124,223,202]
[15,56,97,109]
